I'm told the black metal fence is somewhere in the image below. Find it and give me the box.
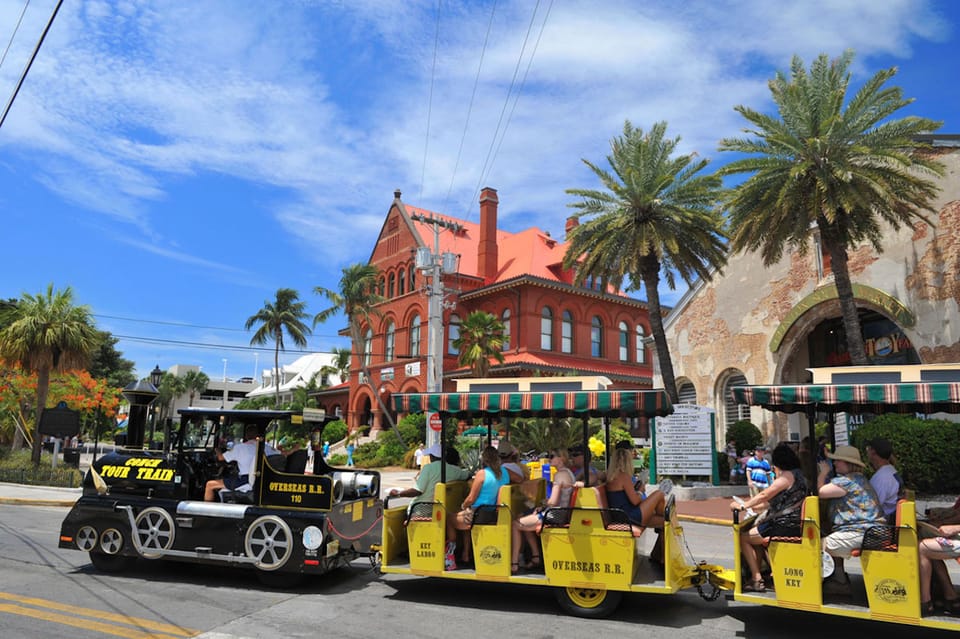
[0,467,82,488]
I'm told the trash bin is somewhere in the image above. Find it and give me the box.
[63,448,81,468]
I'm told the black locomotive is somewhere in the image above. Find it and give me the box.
[58,408,381,585]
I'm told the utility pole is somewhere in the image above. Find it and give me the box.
[410,212,461,448]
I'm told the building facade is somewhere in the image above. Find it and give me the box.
[661,135,960,444]
[319,187,656,434]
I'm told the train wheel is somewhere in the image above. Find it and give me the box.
[76,526,98,551]
[100,528,125,554]
[554,586,622,618]
[133,507,175,559]
[244,516,293,571]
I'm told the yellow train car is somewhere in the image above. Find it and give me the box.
[382,387,734,616]
[731,374,960,632]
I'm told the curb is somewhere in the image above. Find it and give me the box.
[0,497,77,507]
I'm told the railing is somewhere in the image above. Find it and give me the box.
[0,467,82,488]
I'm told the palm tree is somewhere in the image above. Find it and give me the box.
[563,121,727,402]
[320,347,351,386]
[719,51,944,365]
[245,288,312,408]
[157,371,187,425]
[453,311,505,377]
[183,369,210,407]
[314,263,404,444]
[0,284,99,465]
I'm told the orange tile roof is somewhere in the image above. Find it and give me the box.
[405,204,571,284]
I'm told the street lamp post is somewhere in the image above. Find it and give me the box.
[148,365,162,450]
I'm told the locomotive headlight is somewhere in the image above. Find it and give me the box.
[302,525,324,550]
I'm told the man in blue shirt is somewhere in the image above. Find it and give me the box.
[746,449,771,497]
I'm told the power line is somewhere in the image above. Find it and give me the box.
[0,0,62,130]
[92,313,344,339]
[0,0,31,71]
[441,0,497,212]
[419,0,443,201]
[465,0,542,221]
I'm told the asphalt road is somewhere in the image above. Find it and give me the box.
[1,504,957,639]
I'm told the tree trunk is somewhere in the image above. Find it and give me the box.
[641,254,679,404]
[32,366,51,467]
[274,341,281,409]
[821,228,868,366]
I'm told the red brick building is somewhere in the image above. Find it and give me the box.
[315,187,656,434]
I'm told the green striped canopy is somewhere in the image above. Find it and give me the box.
[392,389,673,418]
[731,382,960,415]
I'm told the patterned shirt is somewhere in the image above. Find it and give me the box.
[828,472,885,533]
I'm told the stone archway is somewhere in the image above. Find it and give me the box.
[772,286,920,385]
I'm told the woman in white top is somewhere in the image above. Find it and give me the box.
[510,447,575,573]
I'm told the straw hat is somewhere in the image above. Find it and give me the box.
[826,445,865,468]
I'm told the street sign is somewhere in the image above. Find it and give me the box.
[302,408,327,423]
[428,412,443,432]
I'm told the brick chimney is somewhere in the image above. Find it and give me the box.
[478,187,499,283]
[565,215,579,238]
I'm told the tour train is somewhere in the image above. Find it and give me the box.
[57,407,382,586]
[57,371,960,631]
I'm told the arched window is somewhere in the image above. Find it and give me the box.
[540,307,553,351]
[618,321,629,361]
[501,309,511,351]
[448,314,461,355]
[385,321,395,361]
[362,328,373,367]
[723,372,749,430]
[409,268,415,291]
[377,277,385,296]
[388,273,395,298]
[561,310,574,353]
[591,316,603,357]
[409,314,421,356]
[635,325,647,363]
[398,269,406,295]
[678,381,697,405]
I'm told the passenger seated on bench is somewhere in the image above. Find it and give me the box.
[818,445,885,594]
[446,446,509,571]
[388,444,470,506]
[730,443,807,593]
[204,424,279,501]
[919,523,960,616]
[511,448,576,574]
[497,439,526,483]
[606,447,666,530]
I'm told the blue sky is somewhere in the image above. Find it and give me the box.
[1,0,958,382]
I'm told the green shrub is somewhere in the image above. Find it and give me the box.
[727,420,763,455]
[0,448,83,487]
[322,420,348,444]
[328,453,347,466]
[850,414,960,494]
[351,441,383,467]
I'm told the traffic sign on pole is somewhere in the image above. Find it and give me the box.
[428,412,443,432]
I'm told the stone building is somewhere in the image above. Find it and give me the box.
[662,135,960,444]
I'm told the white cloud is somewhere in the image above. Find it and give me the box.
[0,0,952,271]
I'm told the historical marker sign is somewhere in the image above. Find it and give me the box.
[38,402,81,438]
[651,404,716,480]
